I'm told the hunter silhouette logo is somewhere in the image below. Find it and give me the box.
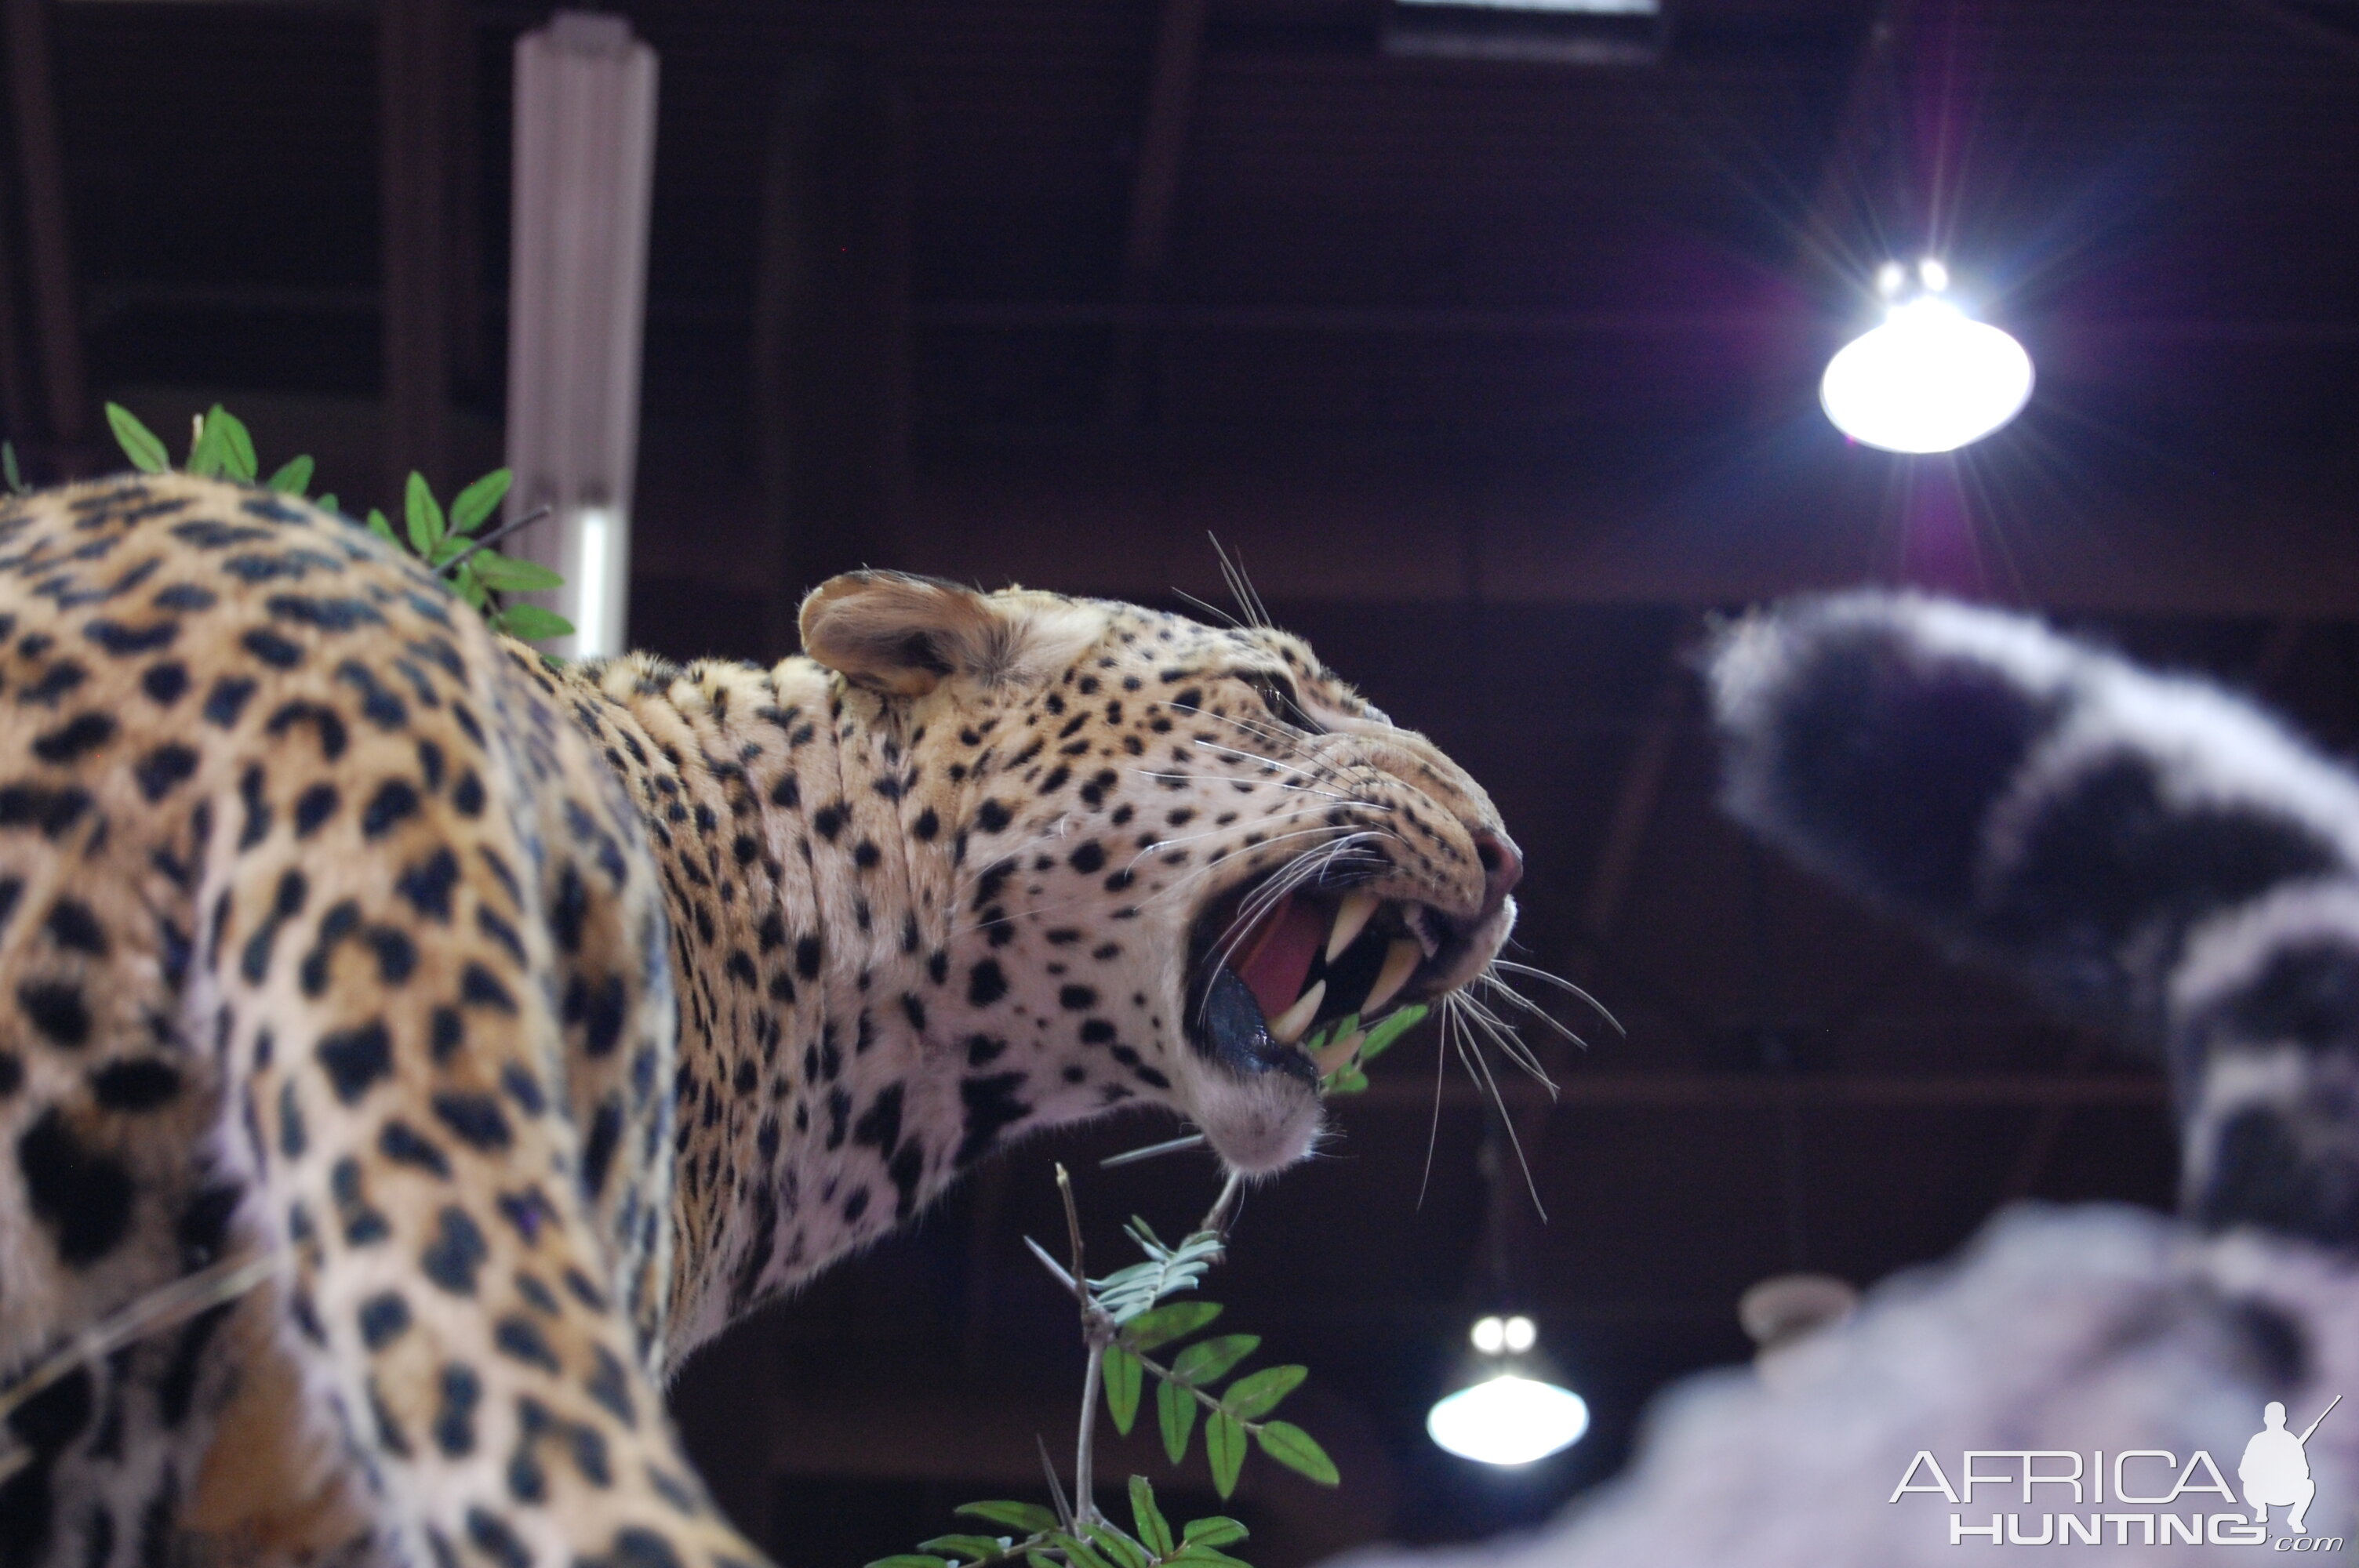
[1888,1398,2344,1548]
[2242,1397,2338,1536]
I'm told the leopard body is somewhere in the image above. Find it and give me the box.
[0,475,1521,1568]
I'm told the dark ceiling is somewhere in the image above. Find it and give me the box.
[4,0,2359,1561]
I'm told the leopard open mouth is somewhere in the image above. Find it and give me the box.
[1183,870,1456,1086]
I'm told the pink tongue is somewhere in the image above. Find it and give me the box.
[1230,893,1326,1022]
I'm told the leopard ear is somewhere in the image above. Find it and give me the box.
[798,572,1104,696]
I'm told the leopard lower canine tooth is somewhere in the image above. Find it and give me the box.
[1269,979,1326,1045]
[1314,1030,1365,1075]
[1325,890,1381,963]
[1364,939,1421,1015]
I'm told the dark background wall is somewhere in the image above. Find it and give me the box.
[2,0,2357,1559]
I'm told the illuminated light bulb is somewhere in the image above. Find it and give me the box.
[1917,256,1949,292]
[1874,261,1907,298]
[1502,1314,1536,1352]
[1820,297,2034,454]
[1470,1316,1507,1354]
[1427,1375,1590,1466]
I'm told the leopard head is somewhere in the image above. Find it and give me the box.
[801,572,1523,1175]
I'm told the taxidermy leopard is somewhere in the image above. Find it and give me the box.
[0,474,1523,1568]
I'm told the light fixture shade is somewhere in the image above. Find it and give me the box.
[505,13,659,658]
[1819,299,2034,456]
[1427,1374,1590,1466]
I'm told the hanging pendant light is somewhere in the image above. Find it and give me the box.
[1820,259,2034,455]
[1427,1314,1589,1467]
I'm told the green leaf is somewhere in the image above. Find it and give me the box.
[867,1557,951,1568]
[2,441,24,495]
[1027,1554,1060,1568]
[1220,1366,1306,1423]
[448,467,511,535]
[1083,1524,1148,1568]
[1302,1014,1358,1058]
[1128,1477,1172,1559]
[365,508,398,545]
[404,471,445,554]
[918,1537,1012,1562]
[1320,1067,1369,1095]
[1358,1004,1428,1064]
[1205,1414,1246,1500]
[469,549,564,593]
[493,604,574,641]
[1105,1345,1143,1436]
[105,403,169,474]
[1052,1533,1115,1568]
[185,410,224,477]
[1180,1519,1247,1549]
[1095,1225,1227,1323]
[1124,1301,1221,1353]
[427,532,470,565]
[1158,1375,1197,1467]
[1172,1549,1250,1568]
[1253,1421,1338,1486]
[957,1503,1060,1536]
[451,561,489,609]
[266,454,314,495]
[1171,1335,1259,1387]
[205,406,256,481]
[316,492,337,515]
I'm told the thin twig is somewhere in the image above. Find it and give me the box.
[1075,1341,1106,1528]
[1023,1235,1080,1291]
[1198,1171,1245,1239]
[1100,1132,1208,1168]
[1055,1163,1107,1526]
[438,504,552,577]
[1037,1434,1076,1533]
[1055,1164,1091,1315]
[0,1251,279,1483]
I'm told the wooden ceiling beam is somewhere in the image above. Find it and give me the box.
[1341,1072,2165,1112]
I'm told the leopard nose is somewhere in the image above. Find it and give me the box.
[1470,826,1523,921]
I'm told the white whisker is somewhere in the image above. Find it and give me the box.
[1488,960,1626,1035]
[1448,996,1549,1221]
[1172,588,1242,629]
[1456,993,1556,1092]
[1474,973,1593,1050]
[1416,1001,1450,1210]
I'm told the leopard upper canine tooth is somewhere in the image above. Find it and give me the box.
[1325,890,1380,963]
[1364,939,1421,1015]
[1269,980,1326,1046]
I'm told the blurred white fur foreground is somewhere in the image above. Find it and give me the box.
[1335,1205,2359,1564]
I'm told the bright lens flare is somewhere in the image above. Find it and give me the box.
[1819,298,2034,455]
[1427,1375,1590,1466]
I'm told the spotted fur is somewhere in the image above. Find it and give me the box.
[0,476,1519,1568]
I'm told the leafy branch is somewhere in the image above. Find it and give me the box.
[1299,1003,1427,1097]
[85,401,573,645]
[876,1160,1339,1568]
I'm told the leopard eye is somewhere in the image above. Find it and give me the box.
[1245,671,1319,734]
